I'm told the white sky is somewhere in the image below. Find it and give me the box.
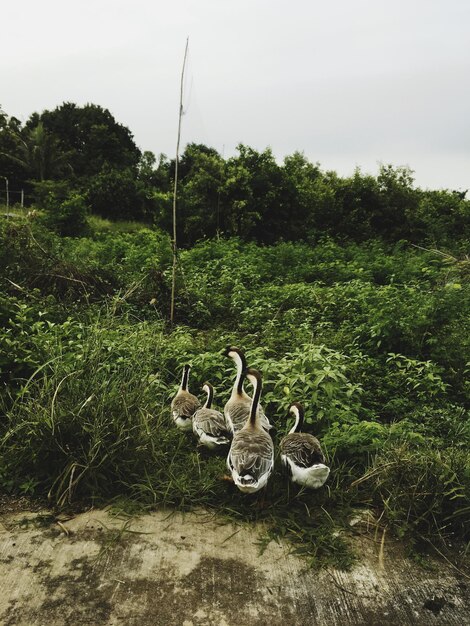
[1,0,469,190]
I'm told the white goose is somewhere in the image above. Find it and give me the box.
[171,364,201,431]
[192,382,231,450]
[227,368,274,494]
[280,402,330,489]
[223,347,272,434]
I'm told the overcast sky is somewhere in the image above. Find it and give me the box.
[1,0,469,190]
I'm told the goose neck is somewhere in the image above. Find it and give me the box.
[232,352,246,396]
[289,405,304,434]
[181,366,190,391]
[203,384,213,409]
[248,373,262,427]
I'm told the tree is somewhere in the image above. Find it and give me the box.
[222,158,255,238]
[86,166,147,220]
[281,152,322,240]
[410,189,470,243]
[0,107,27,197]
[2,122,71,182]
[221,145,285,243]
[375,165,418,240]
[138,151,158,186]
[325,169,382,240]
[177,144,225,244]
[176,143,221,181]
[27,102,141,178]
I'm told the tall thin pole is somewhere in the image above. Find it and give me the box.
[5,177,9,211]
[170,37,189,325]
[216,144,225,240]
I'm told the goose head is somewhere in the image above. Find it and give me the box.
[224,346,247,367]
[224,346,248,396]
[288,402,305,434]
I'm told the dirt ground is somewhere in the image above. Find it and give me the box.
[0,506,469,626]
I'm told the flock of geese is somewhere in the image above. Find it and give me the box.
[171,347,330,494]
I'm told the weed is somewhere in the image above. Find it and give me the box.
[1,222,469,569]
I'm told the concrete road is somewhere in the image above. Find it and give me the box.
[0,508,468,625]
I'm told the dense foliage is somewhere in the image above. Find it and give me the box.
[1,100,469,568]
[1,103,469,246]
[0,214,468,568]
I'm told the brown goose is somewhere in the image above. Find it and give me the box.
[227,368,274,493]
[192,382,231,450]
[223,347,272,434]
[280,402,330,489]
[171,364,201,431]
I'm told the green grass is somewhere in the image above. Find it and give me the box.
[0,313,357,568]
[1,311,468,570]
[1,222,469,570]
[87,214,152,234]
[0,204,33,219]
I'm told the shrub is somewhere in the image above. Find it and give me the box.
[42,192,89,236]
[1,226,468,563]
[86,166,149,221]
[361,444,470,542]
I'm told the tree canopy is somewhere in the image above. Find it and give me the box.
[26,102,141,177]
[0,102,468,246]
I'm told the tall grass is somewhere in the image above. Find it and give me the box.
[1,220,469,569]
[87,215,151,234]
[1,309,469,569]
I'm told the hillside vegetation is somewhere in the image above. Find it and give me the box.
[1,101,469,568]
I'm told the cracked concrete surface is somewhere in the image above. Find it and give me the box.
[0,508,469,625]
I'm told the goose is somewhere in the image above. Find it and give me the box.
[227,368,274,493]
[192,382,231,450]
[171,364,201,431]
[280,402,330,489]
[223,347,272,434]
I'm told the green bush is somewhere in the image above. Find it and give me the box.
[1,222,469,564]
[42,192,89,236]
[364,444,470,541]
[86,166,150,221]
[0,316,168,499]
